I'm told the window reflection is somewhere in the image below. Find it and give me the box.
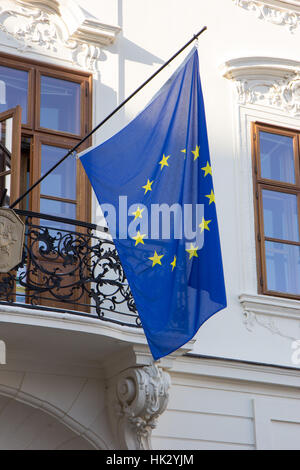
[0,117,13,207]
[0,117,13,153]
[40,76,81,134]
[265,241,300,295]
[40,198,76,233]
[0,66,28,123]
[259,132,295,184]
[262,190,299,242]
[260,132,295,183]
[40,144,76,200]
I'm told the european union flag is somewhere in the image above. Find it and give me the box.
[80,47,226,360]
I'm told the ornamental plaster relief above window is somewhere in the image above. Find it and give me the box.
[232,0,300,32]
[222,57,300,117]
[0,0,120,70]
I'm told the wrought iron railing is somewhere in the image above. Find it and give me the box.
[0,209,141,327]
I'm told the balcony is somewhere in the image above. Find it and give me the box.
[0,209,141,329]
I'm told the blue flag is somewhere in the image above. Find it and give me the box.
[80,47,226,360]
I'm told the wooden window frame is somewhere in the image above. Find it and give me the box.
[35,67,89,139]
[252,121,300,300]
[0,56,35,128]
[0,52,92,223]
[32,134,87,221]
[0,106,22,207]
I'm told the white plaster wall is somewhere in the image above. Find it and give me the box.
[0,363,116,449]
[0,396,96,450]
[152,356,300,450]
[76,0,300,368]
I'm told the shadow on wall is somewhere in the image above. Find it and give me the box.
[88,0,164,142]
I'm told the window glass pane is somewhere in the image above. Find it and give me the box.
[40,76,81,134]
[40,198,76,232]
[0,66,28,124]
[0,118,12,207]
[0,172,10,207]
[40,144,76,200]
[40,198,76,220]
[265,241,300,295]
[260,131,295,183]
[262,190,299,242]
[0,117,13,153]
[21,136,31,211]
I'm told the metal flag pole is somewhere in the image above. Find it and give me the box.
[10,26,207,210]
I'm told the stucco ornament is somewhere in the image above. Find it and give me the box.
[0,0,120,70]
[114,364,171,450]
[222,57,300,117]
[232,0,300,32]
[280,73,300,114]
[234,72,300,116]
[0,208,25,273]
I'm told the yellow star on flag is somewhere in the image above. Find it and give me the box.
[181,149,186,158]
[192,145,200,160]
[132,231,146,246]
[149,250,164,267]
[142,179,153,194]
[186,244,199,260]
[201,161,212,177]
[159,154,170,170]
[171,255,177,271]
[132,206,144,220]
[205,189,215,205]
[199,217,211,233]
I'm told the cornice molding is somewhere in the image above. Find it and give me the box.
[0,0,120,70]
[173,353,300,388]
[222,56,300,116]
[232,0,300,32]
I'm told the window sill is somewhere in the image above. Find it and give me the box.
[239,293,300,339]
[240,293,300,319]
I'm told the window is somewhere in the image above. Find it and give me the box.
[0,106,21,207]
[0,52,92,222]
[252,122,300,299]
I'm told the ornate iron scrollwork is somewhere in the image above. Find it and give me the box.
[0,210,140,327]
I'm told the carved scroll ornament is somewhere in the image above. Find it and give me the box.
[113,364,171,450]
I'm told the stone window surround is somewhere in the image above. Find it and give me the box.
[222,56,300,339]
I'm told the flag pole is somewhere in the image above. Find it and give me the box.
[10,26,207,210]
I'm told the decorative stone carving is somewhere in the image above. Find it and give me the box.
[279,73,300,115]
[232,0,300,32]
[222,57,300,116]
[0,208,25,273]
[234,74,300,116]
[240,294,300,341]
[243,308,299,340]
[0,0,120,70]
[112,364,171,450]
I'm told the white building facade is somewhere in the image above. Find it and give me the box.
[0,0,299,450]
